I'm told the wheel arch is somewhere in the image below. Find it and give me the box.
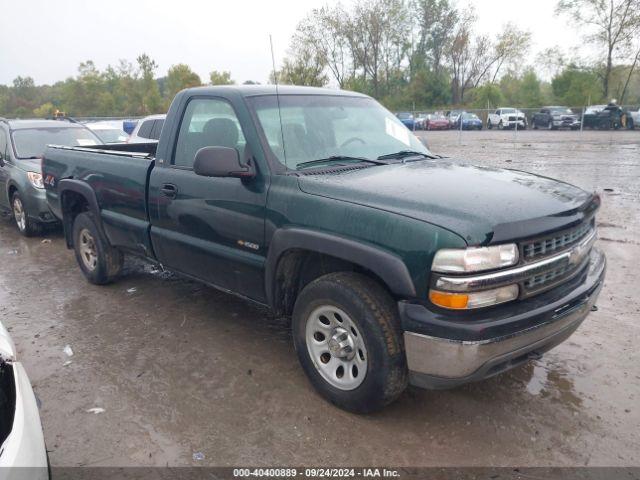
[265,228,416,316]
[57,179,105,248]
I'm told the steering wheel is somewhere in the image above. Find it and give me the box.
[340,137,366,148]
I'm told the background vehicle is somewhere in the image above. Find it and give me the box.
[0,320,48,477]
[86,120,129,144]
[122,119,138,135]
[532,106,580,130]
[581,105,607,129]
[630,109,640,129]
[395,112,415,130]
[487,108,527,130]
[452,112,483,130]
[127,114,166,143]
[0,118,101,236]
[423,114,449,130]
[43,85,605,413]
[414,114,429,130]
[445,109,464,128]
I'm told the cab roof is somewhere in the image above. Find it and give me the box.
[183,85,371,98]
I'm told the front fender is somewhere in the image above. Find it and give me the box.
[265,227,417,308]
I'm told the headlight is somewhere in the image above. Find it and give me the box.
[432,244,519,273]
[27,171,44,189]
[429,284,519,310]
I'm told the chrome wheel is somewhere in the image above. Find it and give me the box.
[12,197,26,232]
[305,305,368,391]
[78,228,98,271]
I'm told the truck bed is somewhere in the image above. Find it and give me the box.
[43,143,156,256]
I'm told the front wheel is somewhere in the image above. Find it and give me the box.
[11,192,41,237]
[292,272,408,413]
[487,121,493,129]
[72,212,123,285]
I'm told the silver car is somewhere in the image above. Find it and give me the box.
[0,320,47,478]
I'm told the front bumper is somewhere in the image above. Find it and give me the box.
[402,248,605,389]
[23,188,58,225]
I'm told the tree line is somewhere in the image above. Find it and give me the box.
[275,0,640,109]
[1,0,639,118]
[0,54,238,118]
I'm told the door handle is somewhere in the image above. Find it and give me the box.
[160,183,178,199]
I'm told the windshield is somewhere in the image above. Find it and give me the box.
[92,128,129,143]
[248,95,431,170]
[463,113,479,120]
[12,127,100,158]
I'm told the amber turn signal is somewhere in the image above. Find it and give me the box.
[429,290,469,309]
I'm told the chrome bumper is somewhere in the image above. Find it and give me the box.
[405,248,605,389]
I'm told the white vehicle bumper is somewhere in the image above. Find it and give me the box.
[0,361,48,479]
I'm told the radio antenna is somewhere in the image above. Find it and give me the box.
[269,34,287,166]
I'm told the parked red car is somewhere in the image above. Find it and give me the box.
[424,114,450,130]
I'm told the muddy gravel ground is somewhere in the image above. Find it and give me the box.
[1,129,639,468]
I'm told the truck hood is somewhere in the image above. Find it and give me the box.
[297,159,594,246]
[0,320,16,362]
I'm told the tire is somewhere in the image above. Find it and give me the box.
[292,272,408,414]
[72,212,123,285]
[628,118,635,130]
[533,120,538,130]
[498,121,503,130]
[548,120,554,130]
[11,191,41,237]
[487,120,493,130]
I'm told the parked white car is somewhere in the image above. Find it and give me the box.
[85,120,129,144]
[0,320,48,478]
[630,109,640,128]
[127,114,166,143]
[487,108,527,130]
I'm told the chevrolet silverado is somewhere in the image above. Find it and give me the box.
[42,86,606,413]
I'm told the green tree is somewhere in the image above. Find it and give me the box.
[137,54,163,114]
[470,83,504,108]
[33,102,56,117]
[552,66,603,105]
[165,64,202,102]
[556,0,640,98]
[209,70,235,85]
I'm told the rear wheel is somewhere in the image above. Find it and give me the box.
[487,120,493,129]
[72,212,123,284]
[292,272,407,413]
[11,192,41,237]
[547,120,554,130]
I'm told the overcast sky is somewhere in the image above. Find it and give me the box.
[0,0,583,86]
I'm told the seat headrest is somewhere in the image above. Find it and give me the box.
[202,118,239,148]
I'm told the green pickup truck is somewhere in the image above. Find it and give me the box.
[43,86,606,413]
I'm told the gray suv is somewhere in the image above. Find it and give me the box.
[0,118,101,236]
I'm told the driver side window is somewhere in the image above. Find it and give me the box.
[173,98,246,168]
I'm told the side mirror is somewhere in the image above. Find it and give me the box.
[193,146,254,178]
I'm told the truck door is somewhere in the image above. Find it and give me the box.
[148,97,268,303]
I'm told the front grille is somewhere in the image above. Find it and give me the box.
[508,116,517,122]
[525,262,575,290]
[521,219,594,261]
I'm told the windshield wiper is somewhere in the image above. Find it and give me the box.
[377,150,436,161]
[296,155,388,170]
